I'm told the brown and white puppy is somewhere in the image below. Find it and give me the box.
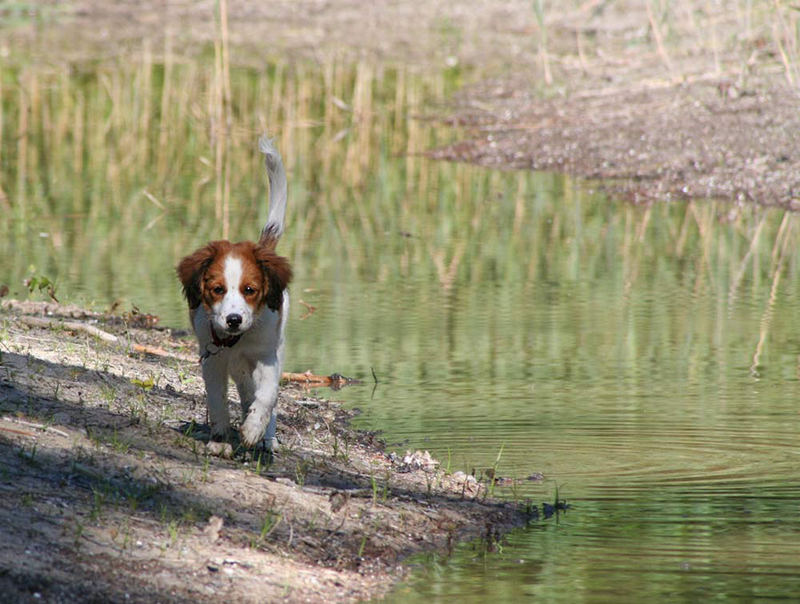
[177,137,292,449]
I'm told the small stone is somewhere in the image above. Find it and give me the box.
[206,441,233,458]
[399,450,439,472]
[203,515,224,543]
[329,491,350,513]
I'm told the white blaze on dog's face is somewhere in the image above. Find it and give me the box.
[204,255,258,334]
[177,239,293,337]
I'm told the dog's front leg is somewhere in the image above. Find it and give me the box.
[240,360,281,448]
[202,355,231,439]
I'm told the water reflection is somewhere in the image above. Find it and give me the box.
[286,200,800,602]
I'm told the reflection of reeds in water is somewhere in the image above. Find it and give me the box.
[0,52,457,294]
[214,0,232,238]
[751,211,795,375]
[0,73,5,210]
[1,49,800,325]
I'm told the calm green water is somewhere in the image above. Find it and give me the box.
[4,54,800,602]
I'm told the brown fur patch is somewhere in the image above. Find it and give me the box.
[251,243,292,311]
[176,241,231,309]
[177,240,292,313]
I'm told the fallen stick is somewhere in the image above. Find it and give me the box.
[282,371,361,387]
[19,315,118,342]
[131,343,195,363]
[1,416,71,438]
[0,425,36,437]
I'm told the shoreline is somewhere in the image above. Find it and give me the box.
[0,300,535,602]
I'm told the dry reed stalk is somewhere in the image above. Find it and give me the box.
[0,69,3,170]
[320,57,335,164]
[213,39,224,227]
[432,239,467,292]
[0,70,4,208]
[297,69,312,157]
[345,61,371,186]
[728,214,767,306]
[223,130,231,240]
[771,0,798,87]
[575,28,589,74]
[674,199,692,256]
[635,205,652,243]
[111,70,123,150]
[769,209,792,272]
[646,0,674,76]
[405,76,421,200]
[357,64,378,239]
[157,32,174,184]
[533,0,552,85]
[219,0,232,114]
[284,70,297,173]
[268,62,285,139]
[139,40,153,170]
[41,76,54,183]
[512,172,527,238]
[688,201,716,294]
[622,207,647,296]
[751,214,795,374]
[219,0,232,239]
[621,205,634,266]
[16,79,28,209]
[29,73,42,186]
[392,67,406,155]
[71,90,84,212]
[54,68,69,174]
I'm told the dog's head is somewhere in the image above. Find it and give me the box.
[177,240,292,335]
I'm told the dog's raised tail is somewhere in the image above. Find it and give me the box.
[258,136,287,247]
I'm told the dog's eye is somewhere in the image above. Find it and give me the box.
[243,286,256,296]
[212,285,225,295]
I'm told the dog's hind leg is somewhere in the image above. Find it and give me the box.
[263,409,278,451]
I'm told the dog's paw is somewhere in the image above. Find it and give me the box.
[206,441,234,458]
[209,423,231,440]
[240,415,268,448]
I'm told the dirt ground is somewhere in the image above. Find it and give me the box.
[0,300,538,602]
[430,71,800,210]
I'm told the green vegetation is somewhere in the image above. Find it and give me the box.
[3,40,800,328]
[0,51,466,318]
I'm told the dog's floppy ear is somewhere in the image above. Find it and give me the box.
[254,246,293,311]
[177,242,222,309]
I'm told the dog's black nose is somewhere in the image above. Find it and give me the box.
[226,314,243,329]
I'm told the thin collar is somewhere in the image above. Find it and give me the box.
[199,324,242,364]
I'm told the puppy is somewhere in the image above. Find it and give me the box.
[177,137,292,449]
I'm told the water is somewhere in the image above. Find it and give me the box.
[4,54,800,602]
[296,268,800,603]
